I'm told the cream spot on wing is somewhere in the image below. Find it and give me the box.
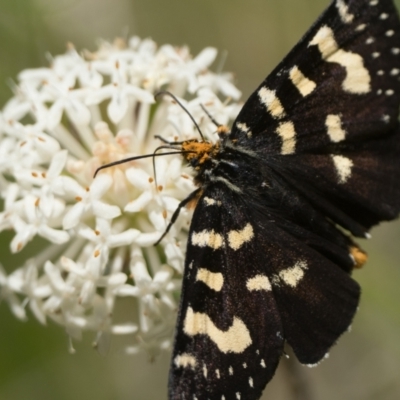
[228,223,254,250]
[365,37,375,45]
[249,377,254,388]
[183,307,252,353]
[326,114,346,142]
[377,70,384,76]
[243,363,247,369]
[203,364,208,378]
[372,52,380,58]
[386,89,394,96]
[335,0,354,23]
[279,260,308,287]
[391,68,400,75]
[192,229,224,249]
[246,275,272,292]
[260,359,266,368]
[377,89,383,95]
[236,121,253,138]
[355,24,366,31]
[203,196,221,206]
[276,121,296,155]
[309,25,371,94]
[196,268,224,292]
[380,13,389,19]
[216,369,220,379]
[392,48,400,55]
[236,393,241,400]
[331,155,354,183]
[289,66,316,97]
[258,87,286,119]
[229,366,234,375]
[369,0,378,5]
[386,30,395,37]
[174,353,197,369]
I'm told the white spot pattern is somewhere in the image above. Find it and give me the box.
[386,30,395,37]
[204,197,221,206]
[174,353,197,369]
[196,268,224,292]
[192,229,224,249]
[183,307,252,353]
[246,275,272,292]
[335,0,354,23]
[332,155,354,183]
[258,87,286,119]
[366,37,375,45]
[236,122,252,138]
[203,364,208,378]
[276,121,296,155]
[260,359,266,368]
[355,24,366,31]
[278,260,308,287]
[326,114,346,142]
[309,25,371,94]
[249,377,254,388]
[289,66,317,97]
[228,223,254,250]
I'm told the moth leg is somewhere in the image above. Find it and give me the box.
[154,188,203,246]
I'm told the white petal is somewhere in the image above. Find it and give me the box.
[47,150,68,179]
[108,93,129,124]
[115,285,140,296]
[63,202,85,229]
[47,99,65,129]
[107,229,140,247]
[29,299,47,325]
[134,232,161,247]
[65,99,91,126]
[92,200,121,219]
[111,324,138,334]
[90,173,113,198]
[192,47,217,70]
[124,191,152,213]
[125,167,151,190]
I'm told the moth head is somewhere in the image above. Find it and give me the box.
[182,140,220,168]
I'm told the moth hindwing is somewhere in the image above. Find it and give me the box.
[168,1,400,399]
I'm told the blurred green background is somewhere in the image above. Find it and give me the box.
[1,0,400,399]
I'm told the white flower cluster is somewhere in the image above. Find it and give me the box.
[0,37,241,354]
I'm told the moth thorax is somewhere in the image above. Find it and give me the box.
[182,140,219,167]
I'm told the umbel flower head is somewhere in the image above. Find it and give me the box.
[0,37,241,354]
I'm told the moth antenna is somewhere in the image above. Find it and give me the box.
[93,151,192,178]
[200,103,222,128]
[155,90,206,142]
[154,135,186,146]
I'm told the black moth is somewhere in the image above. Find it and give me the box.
[95,0,400,399]
[166,0,400,399]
